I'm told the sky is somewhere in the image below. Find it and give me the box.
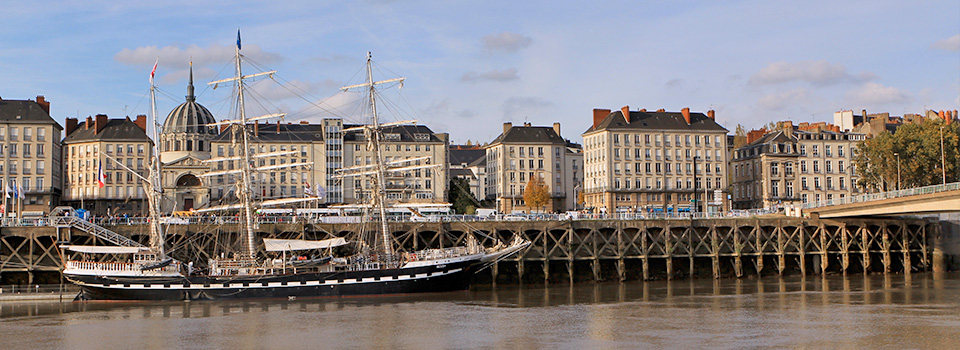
[1,0,958,144]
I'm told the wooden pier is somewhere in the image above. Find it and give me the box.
[0,217,936,285]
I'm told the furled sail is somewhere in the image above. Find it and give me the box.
[263,237,348,251]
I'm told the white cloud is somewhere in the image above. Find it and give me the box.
[757,88,811,111]
[461,68,520,82]
[500,96,553,120]
[749,60,871,86]
[114,44,283,69]
[482,32,533,53]
[932,34,960,51]
[845,82,912,105]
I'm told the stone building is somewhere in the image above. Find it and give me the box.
[0,96,63,216]
[62,115,151,215]
[581,106,729,214]
[449,144,487,203]
[342,124,449,205]
[159,67,217,212]
[731,122,866,210]
[485,122,581,213]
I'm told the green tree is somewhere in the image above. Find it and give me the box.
[854,118,959,191]
[523,174,550,213]
[447,177,478,214]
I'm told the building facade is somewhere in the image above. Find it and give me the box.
[0,96,63,216]
[582,106,729,214]
[449,144,487,203]
[159,68,218,212]
[731,122,865,210]
[485,122,580,213]
[208,122,326,205]
[63,115,151,215]
[342,124,448,205]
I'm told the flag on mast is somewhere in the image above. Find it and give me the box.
[303,181,313,196]
[237,29,241,50]
[3,183,9,199]
[149,58,158,85]
[98,163,106,188]
[16,183,23,200]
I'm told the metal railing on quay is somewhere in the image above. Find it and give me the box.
[802,181,960,209]
[0,284,80,294]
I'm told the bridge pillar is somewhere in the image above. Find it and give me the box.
[840,224,850,273]
[799,227,807,276]
[819,225,829,274]
[517,259,524,283]
[665,225,673,280]
[882,226,892,273]
[641,227,650,280]
[711,225,720,279]
[491,262,498,285]
[733,226,742,278]
[902,226,911,274]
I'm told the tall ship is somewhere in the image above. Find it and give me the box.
[61,34,529,301]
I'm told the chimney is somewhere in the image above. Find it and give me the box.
[503,122,512,133]
[220,124,230,133]
[621,105,630,121]
[65,118,78,136]
[639,108,646,112]
[592,109,610,129]
[657,108,665,112]
[300,121,309,125]
[85,116,93,129]
[277,119,281,134]
[95,114,108,134]
[254,122,259,135]
[523,122,531,127]
[35,95,50,114]
[862,109,867,118]
[707,110,715,119]
[552,122,561,137]
[681,107,691,124]
[133,115,147,132]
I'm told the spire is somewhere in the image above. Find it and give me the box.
[186,60,195,102]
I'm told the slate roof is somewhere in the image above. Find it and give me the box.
[211,123,325,143]
[0,99,61,126]
[449,148,485,166]
[342,124,443,143]
[488,126,566,146]
[584,110,728,134]
[450,168,476,179]
[64,119,150,143]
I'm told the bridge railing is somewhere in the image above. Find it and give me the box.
[802,181,960,209]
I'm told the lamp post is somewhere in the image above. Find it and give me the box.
[941,125,947,185]
[894,152,900,191]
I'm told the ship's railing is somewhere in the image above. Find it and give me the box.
[0,284,80,294]
[64,260,179,273]
[403,246,477,262]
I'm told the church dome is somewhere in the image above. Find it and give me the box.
[162,65,216,134]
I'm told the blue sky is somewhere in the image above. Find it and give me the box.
[1,1,957,144]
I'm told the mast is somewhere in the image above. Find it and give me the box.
[234,32,257,261]
[147,59,165,258]
[365,52,393,261]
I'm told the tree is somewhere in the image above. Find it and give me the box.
[447,177,478,214]
[523,174,550,213]
[854,118,959,192]
[733,124,749,149]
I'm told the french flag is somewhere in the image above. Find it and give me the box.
[98,163,106,188]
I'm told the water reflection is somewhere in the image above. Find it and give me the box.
[1,273,958,349]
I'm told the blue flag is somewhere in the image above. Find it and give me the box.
[237,29,241,50]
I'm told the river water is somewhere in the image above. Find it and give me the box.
[1,273,958,349]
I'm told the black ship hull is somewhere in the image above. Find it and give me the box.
[66,259,477,301]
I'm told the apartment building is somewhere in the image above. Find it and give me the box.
[0,96,63,216]
[731,122,865,210]
[485,122,581,213]
[342,124,448,205]
[449,144,487,202]
[208,122,326,204]
[582,106,729,214]
[63,115,151,215]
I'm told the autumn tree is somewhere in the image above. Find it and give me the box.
[523,174,550,213]
[733,124,749,149]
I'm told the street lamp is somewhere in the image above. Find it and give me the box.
[941,125,947,185]
[894,152,900,191]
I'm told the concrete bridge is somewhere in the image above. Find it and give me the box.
[0,216,938,285]
[804,182,960,218]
